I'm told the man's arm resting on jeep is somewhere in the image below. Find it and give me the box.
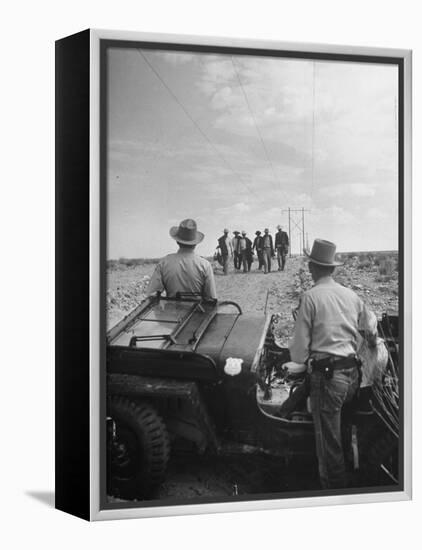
[203,263,217,300]
[146,263,165,296]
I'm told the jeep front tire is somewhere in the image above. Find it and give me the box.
[107,396,170,500]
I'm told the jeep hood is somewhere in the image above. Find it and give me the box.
[196,312,269,370]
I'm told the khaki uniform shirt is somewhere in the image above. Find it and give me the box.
[289,276,376,364]
[147,249,217,300]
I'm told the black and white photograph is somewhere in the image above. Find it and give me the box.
[103,38,405,510]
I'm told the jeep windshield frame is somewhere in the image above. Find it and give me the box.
[107,294,224,350]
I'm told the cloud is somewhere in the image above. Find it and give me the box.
[216,201,252,216]
[211,85,239,110]
[234,202,251,213]
[194,55,398,191]
[365,207,388,220]
[319,183,377,198]
[159,52,197,65]
[196,56,237,96]
[197,56,315,134]
[312,205,358,226]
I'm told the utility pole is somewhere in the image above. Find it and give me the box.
[288,207,291,257]
[281,207,310,256]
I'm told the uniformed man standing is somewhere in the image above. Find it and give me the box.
[289,239,377,489]
[147,219,217,300]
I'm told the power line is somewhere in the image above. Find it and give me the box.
[137,49,259,200]
[231,56,284,199]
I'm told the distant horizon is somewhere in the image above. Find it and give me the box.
[108,248,399,263]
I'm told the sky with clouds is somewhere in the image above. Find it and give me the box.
[106,47,398,259]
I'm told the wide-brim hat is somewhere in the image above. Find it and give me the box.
[169,218,204,245]
[304,238,343,266]
[255,231,261,235]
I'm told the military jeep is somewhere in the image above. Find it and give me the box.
[106,293,399,499]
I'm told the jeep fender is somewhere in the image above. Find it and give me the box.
[108,373,219,452]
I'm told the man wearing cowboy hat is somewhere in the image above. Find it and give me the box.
[252,230,264,270]
[232,231,241,270]
[289,239,377,489]
[275,225,289,271]
[236,230,253,273]
[262,228,274,274]
[217,228,233,275]
[147,219,217,300]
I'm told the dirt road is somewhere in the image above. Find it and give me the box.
[214,257,298,312]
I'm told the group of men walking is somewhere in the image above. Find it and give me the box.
[217,226,290,275]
